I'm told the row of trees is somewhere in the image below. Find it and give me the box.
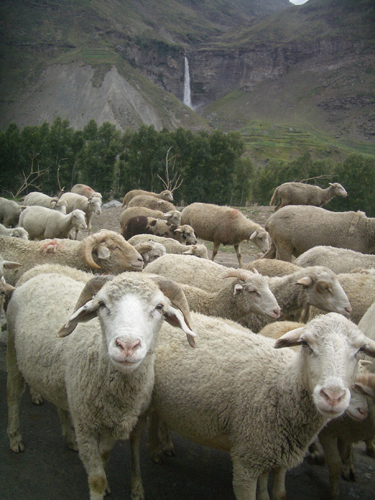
[1,117,374,214]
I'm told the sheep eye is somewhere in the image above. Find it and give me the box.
[358,346,366,353]
[301,340,309,347]
[155,303,164,311]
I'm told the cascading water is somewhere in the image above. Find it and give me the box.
[183,56,192,109]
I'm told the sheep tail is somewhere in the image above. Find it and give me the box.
[270,187,278,206]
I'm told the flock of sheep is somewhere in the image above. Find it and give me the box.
[1,179,375,500]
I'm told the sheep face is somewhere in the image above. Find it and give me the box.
[88,196,102,216]
[173,225,197,245]
[71,209,87,232]
[329,182,347,198]
[161,190,174,202]
[59,275,196,373]
[296,267,351,317]
[346,386,368,421]
[249,229,270,254]
[276,313,375,418]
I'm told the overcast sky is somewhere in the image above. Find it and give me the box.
[289,0,309,4]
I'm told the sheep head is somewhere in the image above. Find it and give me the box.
[275,313,375,418]
[81,230,143,271]
[57,273,196,354]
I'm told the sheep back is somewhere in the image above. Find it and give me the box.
[127,194,176,213]
[181,203,262,246]
[265,206,375,261]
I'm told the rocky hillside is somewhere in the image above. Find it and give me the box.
[0,0,374,150]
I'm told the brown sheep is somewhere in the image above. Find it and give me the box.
[119,206,181,229]
[127,194,176,213]
[121,216,197,246]
[181,202,270,267]
[270,182,347,211]
[121,189,173,207]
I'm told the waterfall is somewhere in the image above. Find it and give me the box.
[183,56,192,109]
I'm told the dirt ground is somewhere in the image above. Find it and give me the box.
[1,203,375,500]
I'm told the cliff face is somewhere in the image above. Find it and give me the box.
[0,0,374,144]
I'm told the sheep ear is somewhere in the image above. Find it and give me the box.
[57,300,101,337]
[353,382,375,398]
[163,303,197,348]
[183,248,193,255]
[249,230,258,241]
[274,327,305,348]
[3,260,22,270]
[96,244,111,260]
[296,276,313,287]
[233,284,243,295]
[174,228,182,233]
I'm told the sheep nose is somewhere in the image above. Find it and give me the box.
[320,387,346,407]
[345,305,352,314]
[273,307,281,318]
[115,338,141,357]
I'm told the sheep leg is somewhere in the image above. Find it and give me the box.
[262,242,276,259]
[159,419,175,456]
[57,407,78,451]
[6,331,26,453]
[211,242,221,262]
[318,434,342,500]
[130,413,147,500]
[256,470,270,500]
[275,243,293,263]
[234,244,243,268]
[338,440,355,482]
[147,408,167,463]
[365,438,375,457]
[30,386,43,405]
[74,427,109,500]
[271,467,287,500]
[231,456,258,500]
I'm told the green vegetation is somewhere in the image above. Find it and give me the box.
[2,119,375,217]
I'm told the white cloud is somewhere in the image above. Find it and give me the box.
[289,0,309,4]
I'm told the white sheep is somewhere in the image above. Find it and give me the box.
[127,194,176,213]
[146,255,352,330]
[128,234,208,259]
[244,258,301,277]
[7,268,196,500]
[0,223,29,240]
[60,192,102,237]
[23,191,68,213]
[177,269,281,322]
[139,312,375,500]
[120,206,181,228]
[133,241,166,265]
[0,197,25,228]
[308,270,375,325]
[264,206,375,262]
[121,189,173,208]
[181,202,270,267]
[308,371,375,500]
[0,230,144,286]
[270,182,347,211]
[19,206,87,240]
[295,245,375,274]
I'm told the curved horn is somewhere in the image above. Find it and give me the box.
[57,275,115,337]
[221,269,256,281]
[81,230,111,269]
[149,276,195,347]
